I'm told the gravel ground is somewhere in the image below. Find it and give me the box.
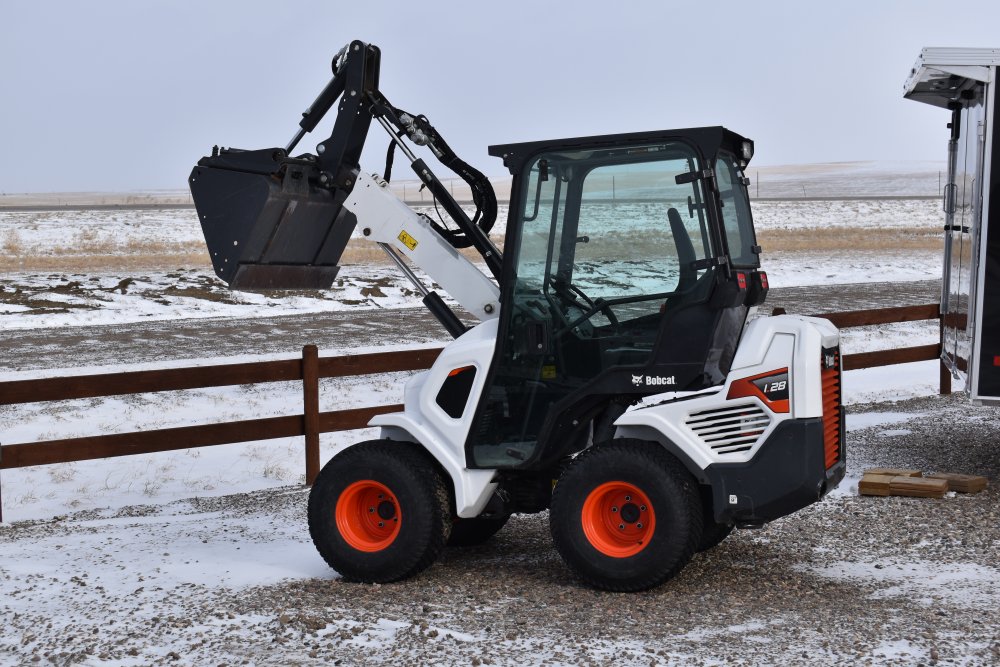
[2,393,997,666]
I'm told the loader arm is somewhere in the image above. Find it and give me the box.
[189,40,502,337]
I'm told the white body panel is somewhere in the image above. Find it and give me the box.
[344,171,500,321]
[370,319,500,517]
[614,315,838,470]
[366,314,836,516]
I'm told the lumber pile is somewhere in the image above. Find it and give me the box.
[924,472,989,494]
[859,468,988,499]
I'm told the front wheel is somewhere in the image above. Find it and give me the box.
[550,440,703,591]
[308,440,452,583]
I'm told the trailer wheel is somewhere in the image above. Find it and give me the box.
[308,440,451,583]
[550,440,703,591]
[447,516,510,547]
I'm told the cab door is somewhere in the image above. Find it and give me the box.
[465,141,719,469]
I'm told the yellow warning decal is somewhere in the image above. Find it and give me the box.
[398,230,418,251]
[541,365,557,380]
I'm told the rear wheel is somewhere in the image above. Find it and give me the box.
[308,440,452,583]
[550,440,703,591]
[447,516,510,547]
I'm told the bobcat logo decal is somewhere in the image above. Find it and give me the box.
[631,374,677,387]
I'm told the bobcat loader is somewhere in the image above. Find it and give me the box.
[189,40,844,591]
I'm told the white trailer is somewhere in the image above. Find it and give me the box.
[904,48,1000,405]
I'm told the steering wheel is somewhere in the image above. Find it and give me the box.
[551,280,620,331]
[592,297,620,327]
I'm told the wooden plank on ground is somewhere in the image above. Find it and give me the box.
[888,476,948,498]
[859,474,895,496]
[865,468,922,478]
[925,472,988,494]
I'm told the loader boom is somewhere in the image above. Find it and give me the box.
[190,40,502,337]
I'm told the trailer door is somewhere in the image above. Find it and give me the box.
[942,86,986,386]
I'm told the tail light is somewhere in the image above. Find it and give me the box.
[821,349,843,469]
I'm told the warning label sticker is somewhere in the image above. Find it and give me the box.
[398,230,418,251]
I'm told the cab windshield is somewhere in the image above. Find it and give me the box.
[513,141,715,330]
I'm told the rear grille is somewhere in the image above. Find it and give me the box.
[821,350,843,469]
[686,404,771,455]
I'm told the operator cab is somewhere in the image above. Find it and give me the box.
[469,127,769,469]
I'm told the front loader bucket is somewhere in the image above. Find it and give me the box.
[189,148,356,290]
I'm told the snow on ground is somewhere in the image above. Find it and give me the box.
[1,195,986,665]
[0,266,425,329]
[799,559,1000,609]
[0,343,940,523]
[1,198,943,328]
[749,160,945,198]
[0,196,946,521]
[0,352,408,521]
[0,251,943,330]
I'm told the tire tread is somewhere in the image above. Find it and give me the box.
[307,440,451,583]
[550,439,703,592]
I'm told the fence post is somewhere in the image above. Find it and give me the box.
[940,361,952,395]
[303,345,320,485]
[938,314,952,395]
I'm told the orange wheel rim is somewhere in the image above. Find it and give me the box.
[581,481,655,558]
[335,480,401,552]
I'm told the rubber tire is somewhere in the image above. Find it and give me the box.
[308,440,452,583]
[550,439,703,592]
[447,516,510,547]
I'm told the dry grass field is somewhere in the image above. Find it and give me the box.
[0,196,943,273]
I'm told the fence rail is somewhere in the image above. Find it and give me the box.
[0,303,946,521]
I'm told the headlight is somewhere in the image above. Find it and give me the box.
[740,140,754,161]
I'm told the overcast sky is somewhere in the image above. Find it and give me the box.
[3,0,1000,193]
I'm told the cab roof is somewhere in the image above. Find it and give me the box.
[488,126,751,175]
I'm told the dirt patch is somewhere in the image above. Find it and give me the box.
[0,251,211,273]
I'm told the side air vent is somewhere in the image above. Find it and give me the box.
[821,349,844,469]
[685,403,771,455]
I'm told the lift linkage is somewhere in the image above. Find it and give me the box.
[189,40,502,296]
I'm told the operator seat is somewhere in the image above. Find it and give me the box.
[667,207,697,291]
[655,205,711,343]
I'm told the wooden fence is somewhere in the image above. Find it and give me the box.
[0,303,947,521]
